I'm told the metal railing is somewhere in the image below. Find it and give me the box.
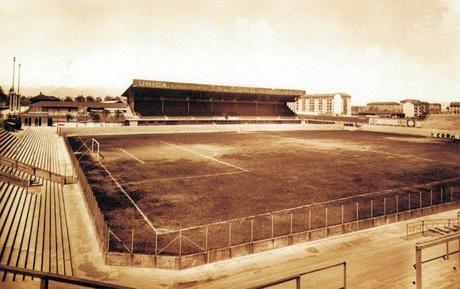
[407,212,460,237]
[414,231,460,289]
[249,261,346,289]
[0,264,132,289]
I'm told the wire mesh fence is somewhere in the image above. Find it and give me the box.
[105,177,460,257]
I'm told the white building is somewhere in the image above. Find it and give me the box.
[402,102,415,118]
[288,93,351,116]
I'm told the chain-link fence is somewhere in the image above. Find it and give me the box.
[106,177,460,257]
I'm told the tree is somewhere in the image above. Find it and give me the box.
[114,110,125,123]
[95,97,102,102]
[89,111,101,122]
[86,96,95,102]
[20,96,30,106]
[0,86,6,103]
[14,117,22,130]
[101,109,109,123]
[75,95,85,102]
[64,96,73,102]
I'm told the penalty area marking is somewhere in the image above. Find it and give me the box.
[362,148,436,162]
[159,140,249,172]
[119,148,145,164]
[97,160,158,233]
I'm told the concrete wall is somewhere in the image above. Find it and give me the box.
[359,124,435,137]
[104,201,460,270]
[59,123,343,136]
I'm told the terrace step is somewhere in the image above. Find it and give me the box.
[0,128,74,281]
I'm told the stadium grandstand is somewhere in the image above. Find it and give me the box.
[0,127,74,281]
[122,79,305,125]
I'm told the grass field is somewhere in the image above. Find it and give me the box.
[68,130,460,253]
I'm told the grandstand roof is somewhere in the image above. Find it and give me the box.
[122,79,305,97]
[29,101,127,109]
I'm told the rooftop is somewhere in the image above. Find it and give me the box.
[29,101,127,109]
[303,93,352,98]
[123,79,305,97]
[367,102,400,105]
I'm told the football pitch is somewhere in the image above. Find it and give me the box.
[68,130,460,252]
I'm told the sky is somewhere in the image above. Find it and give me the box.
[0,0,459,105]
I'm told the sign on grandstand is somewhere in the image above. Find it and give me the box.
[132,79,305,96]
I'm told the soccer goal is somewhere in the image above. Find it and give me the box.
[91,138,100,160]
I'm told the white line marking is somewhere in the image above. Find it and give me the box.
[362,149,436,162]
[159,140,249,172]
[119,148,145,164]
[97,160,158,233]
[281,138,436,162]
[123,171,246,185]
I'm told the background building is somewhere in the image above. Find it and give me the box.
[288,93,351,116]
[428,103,442,114]
[19,100,129,126]
[448,102,460,114]
[366,102,402,114]
[400,99,429,118]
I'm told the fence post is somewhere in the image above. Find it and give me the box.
[290,211,293,235]
[450,186,453,202]
[205,226,208,251]
[441,187,443,203]
[107,226,110,252]
[296,276,301,289]
[308,208,311,232]
[458,237,460,268]
[271,214,274,242]
[155,233,158,255]
[371,199,374,219]
[409,194,411,213]
[131,229,134,254]
[179,229,182,257]
[341,204,344,227]
[325,206,328,236]
[383,197,386,216]
[419,191,422,210]
[416,247,422,289]
[250,218,254,242]
[228,222,232,247]
[40,278,49,289]
[356,202,360,230]
[430,190,433,206]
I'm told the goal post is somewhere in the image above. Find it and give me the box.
[91,138,100,160]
